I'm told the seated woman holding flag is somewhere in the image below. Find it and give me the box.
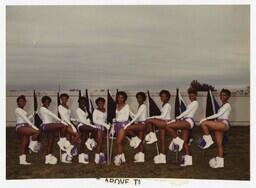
[76,96,98,164]
[199,89,232,168]
[113,91,135,166]
[14,95,40,165]
[145,90,172,164]
[39,96,71,165]
[124,92,147,163]
[165,88,199,167]
[92,97,111,164]
[58,93,81,162]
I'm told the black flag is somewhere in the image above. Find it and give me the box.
[206,89,220,118]
[107,90,116,124]
[33,90,42,128]
[85,89,94,122]
[147,91,161,117]
[175,88,187,118]
[57,91,61,118]
[78,90,82,101]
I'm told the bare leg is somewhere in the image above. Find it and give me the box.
[159,129,166,154]
[20,136,29,154]
[214,130,224,157]
[181,129,190,155]
[116,128,126,155]
[17,126,40,141]
[137,131,145,153]
[165,120,190,138]
[95,130,105,154]
[47,132,54,154]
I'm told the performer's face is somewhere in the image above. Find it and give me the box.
[43,99,51,108]
[160,93,168,103]
[17,98,26,108]
[136,95,145,104]
[189,93,197,101]
[220,92,229,103]
[97,100,105,109]
[61,96,68,105]
[117,95,125,104]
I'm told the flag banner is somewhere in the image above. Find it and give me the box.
[107,90,116,124]
[206,89,220,117]
[175,88,187,118]
[57,91,61,118]
[147,91,161,117]
[33,90,42,128]
[85,89,94,122]
[78,90,82,100]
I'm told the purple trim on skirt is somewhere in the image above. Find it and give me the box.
[15,123,29,132]
[94,124,105,131]
[113,121,129,135]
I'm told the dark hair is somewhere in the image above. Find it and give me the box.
[159,90,171,100]
[60,93,69,99]
[221,88,231,97]
[16,95,26,103]
[95,97,105,105]
[136,92,146,101]
[41,96,52,103]
[78,96,86,104]
[187,88,198,95]
[116,91,128,101]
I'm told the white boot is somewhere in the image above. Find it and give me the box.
[180,155,192,167]
[45,154,58,165]
[209,157,224,168]
[114,154,122,166]
[78,153,89,164]
[173,137,184,152]
[85,138,97,151]
[169,140,179,152]
[154,153,166,164]
[61,153,72,163]
[28,140,40,153]
[66,144,77,157]
[145,132,158,144]
[95,153,100,164]
[19,154,31,165]
[129,136,142,148]
[134,152,145,163]
[203,135,214,149]
[100,153,106,164]
[57,137,71,151]
[121,153,126,163]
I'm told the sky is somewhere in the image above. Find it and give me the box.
[6,5,250,91]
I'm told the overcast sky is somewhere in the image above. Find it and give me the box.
[6,6,250,91]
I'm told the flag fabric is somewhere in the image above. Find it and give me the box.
[174,88,187,118]
[85,89,94,122]
[57,91,61,118]
[33,90,42,128]
[78,90,82,101]
[205,89,228,144]
[107,90,116,124]
[206,89,220,118]
[147,91,161,117]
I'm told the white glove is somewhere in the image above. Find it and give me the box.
[199,118,207,125]
[110,125,115,136]
[104,123,110,130]
[31,125,39,131]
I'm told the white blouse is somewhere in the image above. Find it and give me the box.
[93,109,108,128]
[176,101,199,119]
[39,106,63,124]
[15,107,34,126]
[153,103,172,120]
[116,104,135,122]
[206,103,231,120]
[76,107,91,125]
[58,105,72,125]
[129,103,147,125]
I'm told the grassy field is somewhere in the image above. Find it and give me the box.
[6,126,250,180]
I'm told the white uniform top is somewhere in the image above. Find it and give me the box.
[58,105,72,125]
[39,106,62,124]
[76,107,91,125]
[116,104,135,122]
[177,101,199,119]
[129,104,147,125]
[206,103,231,120]
[93,109,108,127]
[154,103,172,120]
[15,107,34,126]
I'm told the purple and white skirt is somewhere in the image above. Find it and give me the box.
[15,123,29,132]
[94,124,105,131]
[216,119,231,130]
[113,121,129,135]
